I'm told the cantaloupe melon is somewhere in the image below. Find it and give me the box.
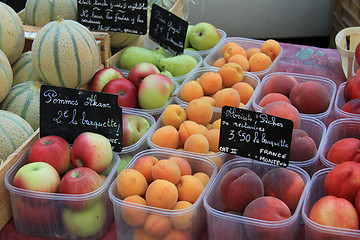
[31,17,100,88]
[1,81,43,131]
[0,2,25,64]
[0,110,34,161]
[0,49,13,104]
[25,0,77,27]
[12,51,42,86]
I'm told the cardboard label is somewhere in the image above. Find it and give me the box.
[219,106,293,167]
[40,85,123,151]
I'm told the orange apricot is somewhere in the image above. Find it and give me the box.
[117,169,148,198]
[121,195,147,227]
[213,57,227,68]
[146,179,178,209]
[231,81,255,105]
[204,128,220,152]
[217,62,244,87]
[199,71,223,95]
[133,228,158,240]
[246,47,261,60]
[185,98,213,126]
[261,39,281,61]
[249,52,272,72]
[199,96,216,106]
[179,81,204,102]
[178,120,201,144]
[143,214,172,238]
[228,54,250,71]
[223,44,247,62]
[171,201,194,230]
[133,156,159,183]
[193,172,210,187]
[221,42,239,56]
[214,88,241,108]
[162,104,187,129]
[211,119,221,129]
[176,175,205,204]
[183,133,210,154]
[169,156,192,175]
[151,125,180,149]
[152,159,181,184]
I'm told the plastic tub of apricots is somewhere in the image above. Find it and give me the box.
[112,45,203,85]
[319,118,360,169]
[203,37,283,79]
[252,72,337,124]
[108,148,218,240]
[203,158,310,240]
[174,66,260,111]
[302,167,360,239]
[334,81,360,119]
[4,148,120,239]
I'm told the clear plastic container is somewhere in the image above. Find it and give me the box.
[319,118,360,168]
[108,148,218,240]
[174,66,260,110]
[334,82,360,119]
[142,28,227,59]
[112,45,203,85]
[204,37,283,79]
[203,158,310,240]
[4,149,120,239]
[302,168,360,239]
[352,56,359,77]
[252,72,337,124]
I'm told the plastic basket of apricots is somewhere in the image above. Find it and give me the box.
[204,37,283,79]
[108,148,218,240]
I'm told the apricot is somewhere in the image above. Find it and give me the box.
[341,98,360,114]
[185,98,213,126]
[117,169,148,198]
[162,104,187,129]
[163,229,191,240]
[198,123,209,135]
[219,167,264,211]
[143,214,172,238]
[259,93,291,107]
[178,120,201,144]
[231,81,255,105]
[248,52,272,72]
[199,96,216,106]
[146,179,178,209]
[171,201,194,230]
[344,74,360,101]
[213,57,226,68]
[260,39,281,61]
[193,172,210,187]
[211,119,221,129]
[176,175,205,204]
[214,88,241,108]
[183,133,210,154]
[245,47,261,60]
[217,62,244,87]
[208,151,224,170]
[289,129,317,161]
[221,42,239,56]
[179,81,204,102]
[228,54,249,71]
[204,128,220,152]
[223,44,247,61]
[261,101,301,129]
[151,125,180,149]
[152,159,181,184]
[121,195,147,227]
[262,168,305,210]
[326,138,360,164]
[199,71,223,95]
[133,156,159,183]
[290,81,330,114]
[263,73,298,97]
[169,156,192,175]
[133,228,158,240]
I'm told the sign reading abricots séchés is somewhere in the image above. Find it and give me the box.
[149,3,188,55]
[77,0,147,34]
[40,85,123,152]
[219,106,293,167]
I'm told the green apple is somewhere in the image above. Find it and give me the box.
[184,25,193,48]
[122,114,151,147]
[160,70,173,78]
[62,201,107,237]
[188,22,221,51]
[117,154,133,175]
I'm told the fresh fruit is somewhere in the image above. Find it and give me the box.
[341,98,360,114]
[109,32,140,49]
[161,104,187,129]
[152,159,181,184]
[262,73,298,97]
[133,156,158,183]
[289,129,317,161]
[260,39,282,61]
[122,114,151,147]
[117,168,148,198]
[344,74,360,102]
[158,54,198,77]
[101,78,138,108]
[89,67,126,92]
[188,22,221,51]
[0,49,13,103]
[127,62,160,88]
[325,138,360,164]
[355,42,360,66]
[146,179,178,209]
[248,52,272,72]
[28,135,71,175]
[119,46,165,70]
[261,101,301,129]
[120,195,147,226]
[11,51,42,86]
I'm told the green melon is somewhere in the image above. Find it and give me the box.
[1,81,43,131]
[31,17,100,88]
[12,51,42,86]
[0,110,34,161]
[0,49,13,104]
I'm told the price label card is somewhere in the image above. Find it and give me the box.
[149,3,188,55]
[40,85,122,152]
[77,0,147,34]
[219,106,293,167]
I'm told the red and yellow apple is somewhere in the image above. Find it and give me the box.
[89,67,125,92]
[127,62,160,88]
[101,78,138,108]
[122,114,151,147]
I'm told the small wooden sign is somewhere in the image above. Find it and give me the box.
[77,0,148,34]
[149,3,188,55]
[219,106,293,167]
[40,85,123,152]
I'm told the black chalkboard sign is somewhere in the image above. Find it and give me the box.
[149,3,188,55]
[219,106,293,167]
[77,0,147,34]
[40,85,122,152]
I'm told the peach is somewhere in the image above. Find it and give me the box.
[143,214,172,238]
[260,39,281,61]
[289,81,330,114]
[178,120,201,144]
[231,81,255,105]
[171,200,194,230]
[355,190,360,216]
[179,81,204,102]
[217,62,244,88]
[341,98,360,114]
[228,54,249,71]
[133,156,159,183]
[289,129,317,161]
[121,195,147,227]
[162,104,187,129]
[344,74,360,101]
[214,88,241,108]
[152,159,181,184]
[146,179,178,209]
[133,228,158,240]
[193,172,210,187]
[259,93,291,107]
[248,52,272,72]
[261,101,301,129]
[324,161,360,204]
[199,71,223,95]
[204,128,220,152]
[185,98,213,126]
[151,125,179,149]
[219,167,264,211]
[169,156,192,175]
[262,168,305,210]
[176,175,205,204]
[326,138,360,164]
[117,169,148,198]
[163,229,191,240]
[183,133,210,154]
[263,73,298,97]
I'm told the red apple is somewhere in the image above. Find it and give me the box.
[127,62,160,88]
[122,114,151,147]
[71,132,113,173]
[89,67,125,92]
[355,42,360,66]
[101,78,137,108]
[344,74,360,102]
[28,135,71,175]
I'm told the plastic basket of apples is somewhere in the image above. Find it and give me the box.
[4,132,120,239]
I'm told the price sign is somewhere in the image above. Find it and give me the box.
[149,3,188,55]
[219,106,293,167]
[40,85,123,152]
[77,0,147,34]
